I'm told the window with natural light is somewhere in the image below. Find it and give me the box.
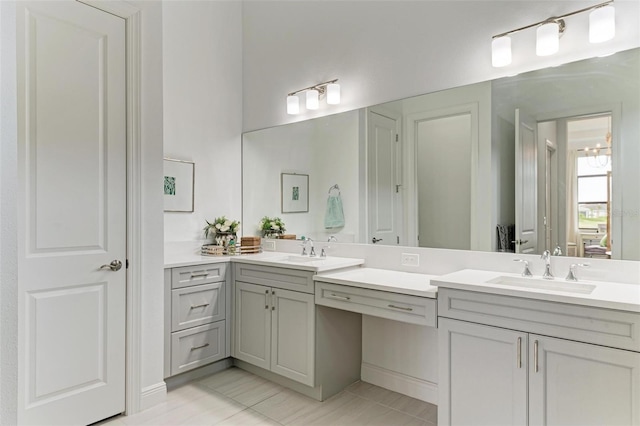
[577,155,611,229]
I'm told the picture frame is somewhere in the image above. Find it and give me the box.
[163,158,195,212]
[281,173,309,213]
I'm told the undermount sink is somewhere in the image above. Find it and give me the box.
[281,255,319,263]
[486,276,597,294]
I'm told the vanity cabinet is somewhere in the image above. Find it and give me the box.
[232,262,362,400]
[164,263,229,378]
[234,281,315,386]
[438,289,640,425]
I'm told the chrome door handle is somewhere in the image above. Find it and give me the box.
[100,260,122,271]
[372,237,383,244]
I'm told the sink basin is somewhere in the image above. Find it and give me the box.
[486,276,597,294]
[279,255,319,263]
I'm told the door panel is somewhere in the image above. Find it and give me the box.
[529,335,640,426]
[367,111,401,245]
[515,108,538,254]
[234,281,271,370]
[17,2,126,424]
[439,318,528,426]
[271,288,315,386]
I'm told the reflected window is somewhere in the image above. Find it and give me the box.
[577,155,611,230]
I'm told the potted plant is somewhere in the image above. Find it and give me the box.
[259,216,285,238]
[204,216,240,246]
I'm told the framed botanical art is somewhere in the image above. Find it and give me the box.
[281,173,309,213]
[163,158,195,212]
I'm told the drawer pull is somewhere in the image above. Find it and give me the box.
[190,303,210,310]
[328,293,351,301]
[190,272,209,279]
[388,304,413,311]
[190,343,210,351]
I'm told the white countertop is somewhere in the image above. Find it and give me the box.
[165,244,364,273]
[432,269,640,313]
[315,268,438,298]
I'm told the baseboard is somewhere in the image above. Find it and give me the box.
[139,382,167,411]
[361,362,438,405]
[165,358,234,391]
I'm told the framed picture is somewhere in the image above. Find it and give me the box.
[164,158,195,212]
[281,173,309,213]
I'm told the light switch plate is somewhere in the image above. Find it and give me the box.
[401,253,419,267]
[263,240,276,251]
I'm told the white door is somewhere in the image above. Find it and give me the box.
[515,108,538,254]
[16,2,127,424]
[438,318,528,426]
[367,111,402,245]
[234,282,271,370]
[529,335,640,425]
[270,288,315,386]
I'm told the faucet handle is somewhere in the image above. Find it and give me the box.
[514,259,533,277]
[320,247,327,258]
[566,263,589,282]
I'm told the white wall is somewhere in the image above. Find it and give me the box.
[242,0,640,132]
[163,1,243,243]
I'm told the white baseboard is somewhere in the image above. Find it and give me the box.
[361,362,438,405]
[139,382,167,412]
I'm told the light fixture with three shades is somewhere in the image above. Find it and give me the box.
[492,0,616,68]
[286,79,340,115]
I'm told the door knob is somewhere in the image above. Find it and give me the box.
[100,260,122,271]
[372,237,383,244]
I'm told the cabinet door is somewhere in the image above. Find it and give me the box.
[271,288,315,386]
[529,335,640,426]
[234,281,271,370]
[439,318,528,426]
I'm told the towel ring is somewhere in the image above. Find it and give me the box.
[328,184,340,195]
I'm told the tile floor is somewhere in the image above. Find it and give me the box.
[98,367,437,426]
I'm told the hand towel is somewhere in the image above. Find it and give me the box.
[324,194,345,229]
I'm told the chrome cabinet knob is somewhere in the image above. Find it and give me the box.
[100,260,122,271]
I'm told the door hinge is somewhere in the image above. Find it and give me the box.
[395,134,399,142]
[397,236,400,244]
[126,259,129,269]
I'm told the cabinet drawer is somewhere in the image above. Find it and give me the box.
[171,263,226,289]
[439,288,640,352]
[315,282,436,326]
[235,263,314,294]
[171,321,226,376]
[171,282,225,332]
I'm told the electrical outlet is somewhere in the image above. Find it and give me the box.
[263,240,276,251]
[401,253,419,267]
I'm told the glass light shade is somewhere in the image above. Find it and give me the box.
[286,95,299,115]
[491,36,512,67]
[536,22,560,56]
[326,83,341,104]
[306,89,319,110]
[589,5,615,43]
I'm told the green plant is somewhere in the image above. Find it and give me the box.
[259,216,286,234]
[203,216,240,239]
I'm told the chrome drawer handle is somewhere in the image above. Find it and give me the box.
[190,272,209,278]
[328,293,351,301]
[189,303,210,310]
[190,343,210,351]
[388,304,413,311]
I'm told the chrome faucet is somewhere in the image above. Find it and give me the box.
[541,250,554,279]
[321,236,338,258]
[302,238,316,257]
[514,259,533,277]
[566,263,589,281]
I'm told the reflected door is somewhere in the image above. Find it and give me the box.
[16,2,127,424]
[367,111,402,245]
[515,109,538,254]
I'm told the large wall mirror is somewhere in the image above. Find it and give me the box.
[243,48,639,261]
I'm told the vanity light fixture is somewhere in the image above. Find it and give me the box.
[286,79,340,115]
[491,0,615,67]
